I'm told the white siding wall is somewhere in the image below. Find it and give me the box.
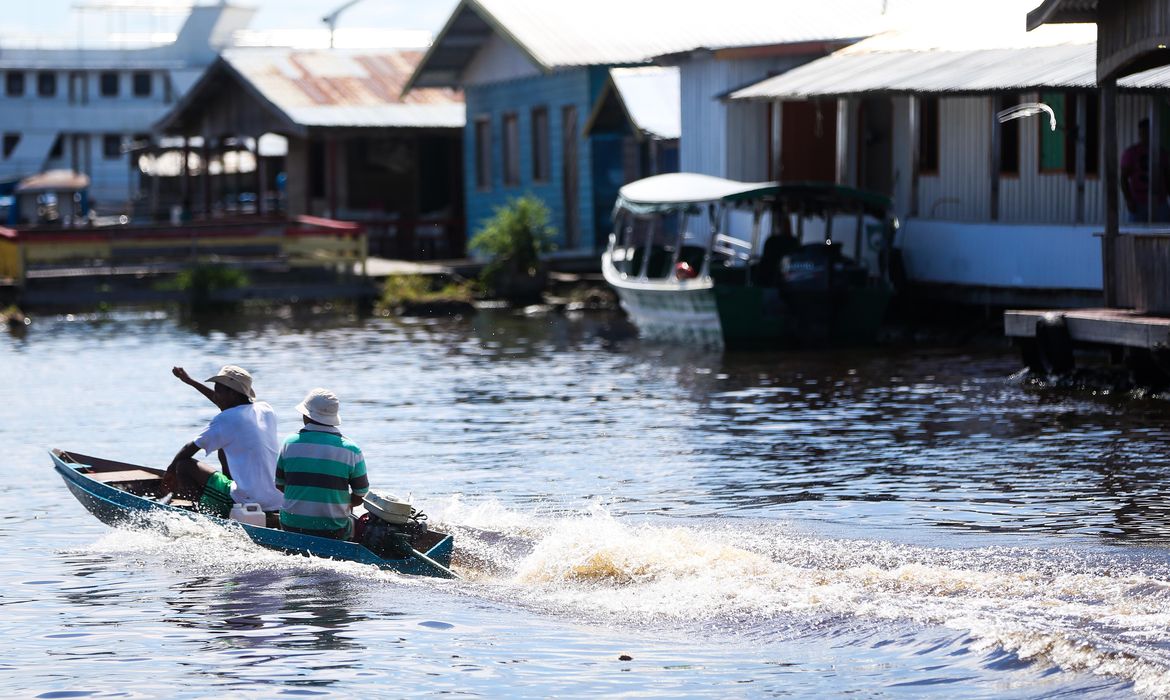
[679,54,812,179]
[881,92,1161,227]
[873,91,1169,293]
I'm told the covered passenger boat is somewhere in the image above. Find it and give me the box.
[50,449,458,579]
[602,173,897,348]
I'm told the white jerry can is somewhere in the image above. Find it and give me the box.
[229,502,266,527]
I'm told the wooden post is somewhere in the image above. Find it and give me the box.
[835,98,850,185]
[255,136,267,217]
[770,99,783,181]
[180,136,190,216]
[326,136,338,219]
[908,95,920,217]
[1103,79,1119,308]
[1149,100,1158,225]
[990,97,1001,222]
[1075,92,1087,224]
[201,139,212,221]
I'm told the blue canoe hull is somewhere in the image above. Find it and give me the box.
[51,449,456,579]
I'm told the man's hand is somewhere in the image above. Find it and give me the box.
[172,366,192,383]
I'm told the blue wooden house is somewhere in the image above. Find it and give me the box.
[405,0,694,254]
[406,0,921,254]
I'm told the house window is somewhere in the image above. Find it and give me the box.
[1037,91,1068,172]
[502,112,520,187]
[998,95,1020,176]
[474,116,491,190]
[103,134,123,159]
[1063,91,1099,177]
[918,96,940,174]
[37,72,56,98]
[5,72,24,97]
[532,107,550,183]
[99,72,119,97]
[3,134,20,158]
[133,72,151,97]
[49,135,63,159]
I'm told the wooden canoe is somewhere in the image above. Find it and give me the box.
[50,448,457,579]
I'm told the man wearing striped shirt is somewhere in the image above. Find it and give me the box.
[275,388,369,540]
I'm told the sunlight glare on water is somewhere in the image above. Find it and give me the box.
[2,309,1169,698]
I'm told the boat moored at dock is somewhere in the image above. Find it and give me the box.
[602,173,896,349]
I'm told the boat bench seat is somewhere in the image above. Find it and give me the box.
[91,469,159,483]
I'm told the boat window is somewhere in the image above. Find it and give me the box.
[103,135,123,160]
[37,72,56,98]
[132,72,152,98]
[5,72,24,97]
[99,72,119,98]
[2,134,19,159]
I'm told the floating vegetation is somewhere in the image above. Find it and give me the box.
[378,274,476,317]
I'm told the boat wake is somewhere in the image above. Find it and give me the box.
[434,497,1170,698]
[71,500,1170,696]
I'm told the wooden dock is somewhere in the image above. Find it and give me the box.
[1005,308,1170,349]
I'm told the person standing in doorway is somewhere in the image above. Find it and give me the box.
[1121,118,1170,223]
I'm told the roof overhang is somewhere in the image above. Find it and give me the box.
[404,0,545,94]
[1027,0,1097,31]
[153,57,306,138]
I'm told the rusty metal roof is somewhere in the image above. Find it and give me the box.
[408,0,937,90]
[729,22,1109,101]
[221,48,464,129]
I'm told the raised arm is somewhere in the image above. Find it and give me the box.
[173,366,216,405]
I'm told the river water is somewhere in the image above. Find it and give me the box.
[2,307,1170,698]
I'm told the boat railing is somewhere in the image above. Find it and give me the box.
[712,233,753,263]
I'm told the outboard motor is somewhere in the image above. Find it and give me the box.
[358,492,429,559]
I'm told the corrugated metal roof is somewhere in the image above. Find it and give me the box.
[221,48,464,128]
[729,22,1110,100]
[610,66,680,140]
[409,0,960,89]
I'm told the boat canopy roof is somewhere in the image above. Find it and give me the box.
[615,173,777,215]
[773,182,894,219]
[615,174,894,218]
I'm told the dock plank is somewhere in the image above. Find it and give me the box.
[1005,308,1170,349]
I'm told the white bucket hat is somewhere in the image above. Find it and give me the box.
[205,365,255,399]
[296,387,341,426]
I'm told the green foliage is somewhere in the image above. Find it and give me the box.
[173,264,250,310]
[379,274,474,308]
[469,195,556,285]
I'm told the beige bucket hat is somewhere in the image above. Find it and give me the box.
[205,365,256,399]
[296,387,341,426]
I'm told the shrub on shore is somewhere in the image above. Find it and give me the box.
[470,195,555,302]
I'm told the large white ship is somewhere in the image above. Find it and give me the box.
[0,2,254,216]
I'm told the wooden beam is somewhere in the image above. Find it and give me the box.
[990,97,1000,222]
[1075,92,1087,224]
[1103,80,1119,308]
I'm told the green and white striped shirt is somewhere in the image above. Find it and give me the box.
[275,424,369,534]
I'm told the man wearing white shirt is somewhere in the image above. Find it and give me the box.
[162,364,282,517]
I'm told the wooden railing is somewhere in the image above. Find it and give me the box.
[0,216,367,285]
[1112,230,1170,314]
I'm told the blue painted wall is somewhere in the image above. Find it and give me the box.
[463,67,609,253]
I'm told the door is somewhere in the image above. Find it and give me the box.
[857,97,894,196]
[780,101,837,183]
[562,105,579,249]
